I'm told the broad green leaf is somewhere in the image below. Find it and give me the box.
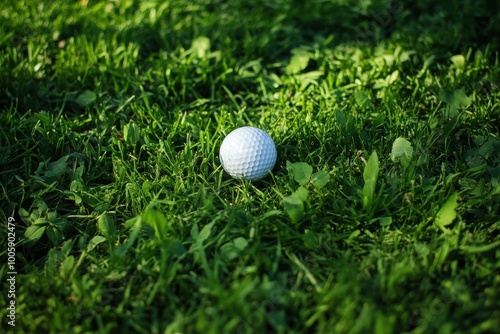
[233,237,249,251]
[296,71,324,90]
[287,162,312,185]
[75,90,96,106]
[198,220,216,242]
[168,239,187,257]
[362,151,379,209]
[142,180,151,197]
[377,216,392,226]
[363,151,380,183]
[283,195,304,224]
[335,109,346,131]
[33,111,52,125]
[73,165,85,183]
[70,180,83,192]
[87,235,107,252]
[33,198,48,212]
[19,208,30,223]
[72,192,82,205]
[478,137,500,160]
[47,211,57,221]
[451,54,465,69]
[355,90,370,108]
[391,137,413,159]
[435,193,458,229]
[124,215,140,229]
[46,227,63,245]
[191,36,210,58]
[311,171,329,189]
[98,213,116,238]
[220,239,248,260]
[190,223,199,239]
[389,70,399,84]
[33,217,48,225]
[286,48,310,75]
[52,218,68,231]
[60,255,75,278]
[414,243,430,258]
[142,208,168,240]
[293,186,309,202]
[25,225,46,243]
[220,242,239,260]
[391,137,413,168]
[61,238,76,256]
[438,88,471,112]
[123,122,140,146]
[37,155,69,180]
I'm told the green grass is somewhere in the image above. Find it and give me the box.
[1,0,500,333]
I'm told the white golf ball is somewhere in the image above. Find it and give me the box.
[219,126,277,180]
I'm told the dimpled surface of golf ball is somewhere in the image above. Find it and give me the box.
[219,126,277,180]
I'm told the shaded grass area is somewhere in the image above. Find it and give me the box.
[1,0,499,333]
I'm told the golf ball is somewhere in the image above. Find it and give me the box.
[219,126,277,180]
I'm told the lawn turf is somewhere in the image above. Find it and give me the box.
[1,0,500,333]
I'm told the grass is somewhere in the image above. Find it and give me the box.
[1,0,499,333]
